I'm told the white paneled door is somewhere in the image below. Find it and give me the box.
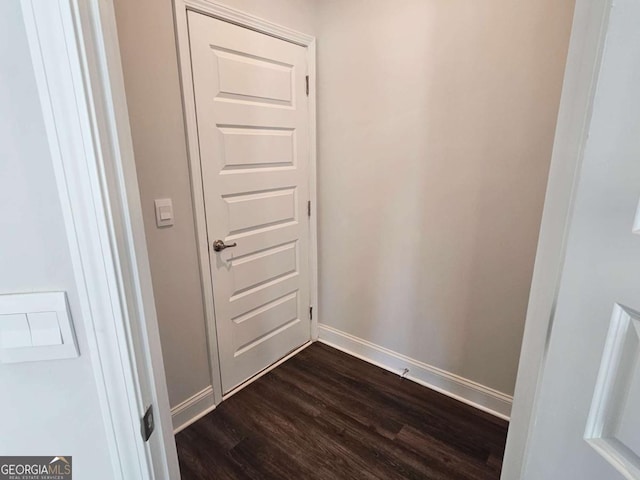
[518,1,640,479]
[188,12,311,393]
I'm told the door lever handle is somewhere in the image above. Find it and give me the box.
[212,239,237,252]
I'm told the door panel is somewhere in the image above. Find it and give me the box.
[218,127,295,169]
[188,12,310,393]
[224,188,296,233]
[230,242,298,294]
[214,50,293,104]
[520,1,640,479]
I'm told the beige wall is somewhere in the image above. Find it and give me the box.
[114,0,573,409]
[113,0,317,408]
[316,0,575,395]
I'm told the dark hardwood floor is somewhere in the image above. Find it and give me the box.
[176,343,509,480]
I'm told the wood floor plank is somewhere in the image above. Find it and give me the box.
[175,342,509,479]
[227,381,383,480]
[243,374,440,480]
[284,348,500,460]
[395,425,496,480]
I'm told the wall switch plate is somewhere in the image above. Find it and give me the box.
[28,311,62,346]
[0,292,79,363]
[0,314,31,349]
[154,198,174,227]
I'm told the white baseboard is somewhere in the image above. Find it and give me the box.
[171,385,216,434]
[171,342,312,434]
[318,324,512,420]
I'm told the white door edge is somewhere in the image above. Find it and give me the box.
[172,0,319,405]
[21,0,180,478]
[501,0,613,478]
[221,340,313,402]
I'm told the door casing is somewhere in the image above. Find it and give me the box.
[21,0,180,477]
[172,0,318,406]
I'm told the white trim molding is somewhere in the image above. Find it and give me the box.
[21,0,179,477]
[318,324,512,420]
[180,0,314,45]
[172,386,216,434]
[172,340,313,433]
[172,0,318,403]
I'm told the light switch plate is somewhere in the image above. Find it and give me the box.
[154,198,174,227]
[28,311,62,346]
[0,292,79,363]
[0,313,31,349]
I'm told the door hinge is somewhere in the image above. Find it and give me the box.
[309,306,313,321]
[305,75,309,96]
[141,405,155,442]
[307,200,311,217]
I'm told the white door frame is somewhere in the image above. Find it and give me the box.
[501,0,613,478]
[172,0,319,405]
[21,0,179,478]
[28,0,611,477]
